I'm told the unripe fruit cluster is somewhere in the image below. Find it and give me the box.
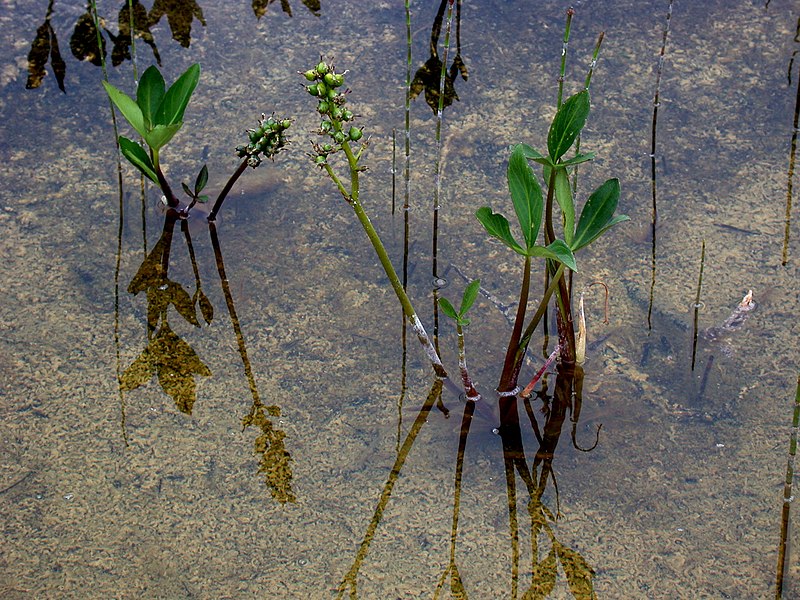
[303,61,363,165]
[235,113,291,168]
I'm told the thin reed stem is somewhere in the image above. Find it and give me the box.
[649,0,674,329]
[782,59,800,265]
[432,0,456,278]
[690,240,705,371]
[776,374,800,599]
[557,7,575,108]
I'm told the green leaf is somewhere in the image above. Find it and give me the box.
[118,136,158,183]
[547,90,590,162]
[476,206,525,255]
[195,164,208,195]
[438,297,459,321]
[572,178,628,251]
[460,279,481,315]
[144,122,182,151]
[518,143,552,167]
[507,144,543,250]
[558,152,596,167]
[137,65,165,130]
[154,63,200,127]
[103,81,147,138]
[181,181,193,197]
[554,168,575,246]
[529,239,578,271]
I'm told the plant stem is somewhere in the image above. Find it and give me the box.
[690,239,705,371]
[543,168,576,364]
[331,138,448,379]
[519,343,560,399]
[207,159,249,221]
[513,263,567,383]
[557,7,575,108]
[498,255,531,394]
[155,163,179,208]
[456,323,480,401]
[776,374,800,598]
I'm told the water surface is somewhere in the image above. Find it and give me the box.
[0,0,798,597]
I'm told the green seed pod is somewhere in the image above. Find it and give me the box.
[318,100,330,114]
[332,74,344,87]
[323,73,336,87]
[315,155,327,165]
[348,127,363,141]
[320,120,332,132]
[316,81,328,97]
[281,119,292,129]
[248,129,260,143]
[307,84,319,96]
[322,143,333,152]
[316,61,330,75]
[326,88,337,101]
[304,70,317,81]
[330,106,342,120]
[342,110,353,121]
[333,131,346,144]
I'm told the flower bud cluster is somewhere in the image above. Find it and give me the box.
[235,113,291,168]
[303,61,363,166]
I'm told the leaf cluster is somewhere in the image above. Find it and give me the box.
[477,90,628,269]
[439,279,480,327]
[103,63,200,182]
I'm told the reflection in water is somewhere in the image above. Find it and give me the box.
[776,375,800,599]
[69,4,106,67]
[26,0,66,92]
[252,0,321,19]
[337,362,599,595]
[149,0,206,48]
[104,0,163,67]
[410,0,469,113]
[118,211,295,501]
[501,365,598,597]
[120,213,211,414]
[210,222,295,504]
[24,0,211,90]
[337,380,442,598]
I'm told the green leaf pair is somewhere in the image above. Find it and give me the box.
[572,177,628,252]
[477,88,628,266]
[103,64,200,182]
[476,144,578,271]
[181,164,209,203]
[439,279,480,327]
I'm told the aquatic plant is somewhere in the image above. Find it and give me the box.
[303,15,626,398]
[476,13,627,391]
[302,59,448,379]
[102,63,291,220]
[439,279,482,401]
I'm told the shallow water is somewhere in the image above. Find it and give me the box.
[1,0,799,598]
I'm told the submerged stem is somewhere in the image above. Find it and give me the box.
[498,256,531,393]
[207,159,248,221]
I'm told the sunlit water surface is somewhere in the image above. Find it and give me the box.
[1,0,799,598]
